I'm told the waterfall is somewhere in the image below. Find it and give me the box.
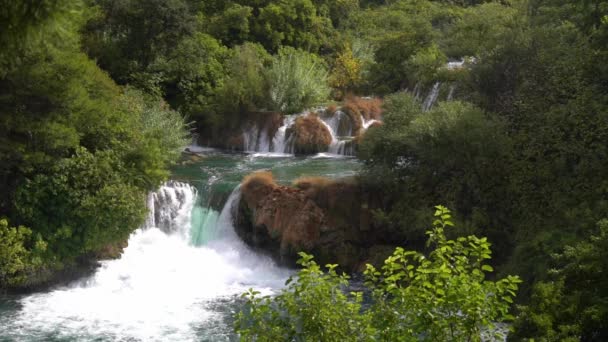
[242,106,381,156]
[447,85,456,101]
[147,181,197,237]
[422,82,441,111]
[7,181,290,341]
[413,82,422,100]
[272,114,297,153]
[318,115,355,156]
[243,124,271,152]
[321,110,352,137]
[362,115,381,130]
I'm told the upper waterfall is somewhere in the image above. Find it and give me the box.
[241,102,383,156]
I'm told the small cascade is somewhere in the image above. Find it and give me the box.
[412,82,422,100]
[190,207,220,246]
[318,115,354,156]
[422,82,441,111]
[272,114,297,153]
[243,124,271,152]
[147,181,197,237]
[447,85,456,101]
[362,115,381,130]
[213,186,243,242]
[322,110,353,137]
[447,59,465,70]
[241,106,383,156]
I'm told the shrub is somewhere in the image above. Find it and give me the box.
[0,219,47,288]
[235,206,521,341]
[267,48,330,114]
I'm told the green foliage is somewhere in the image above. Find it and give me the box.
[14,148,147,260]
[444,2,520,57]
[215,43,273,125]
[0,1,190,288]
[150,32,229,118]
[0,219,47,287]
[512,219,608,341]
[344,0,451,93]
[267,48,330,113]
[236,206,520,341]
[83,0,197,79]
[359,94,512,252]
[236,253,372,341]
[205,3,253,46]
[252,0,334,53]
[0,0,83,74]
[365,206,520,341]
[404,44,447,85]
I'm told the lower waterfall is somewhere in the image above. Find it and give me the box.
[2,181,290,341]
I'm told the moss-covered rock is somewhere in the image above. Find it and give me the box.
[236,172,396,271]
[286,113,332,154]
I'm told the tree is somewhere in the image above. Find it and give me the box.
[252,0,334,53]
[358,94,513,255]
[235,206,521,341]
[83,0,197,82]
[329,46,363,97]
[512,219,608,341]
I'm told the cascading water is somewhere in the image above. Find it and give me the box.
[0,181,290,341]
[147,180,197,236]
[271,114,297,154]
[422,82,441,111]
[243,107,376,157]
[243,123,271,152]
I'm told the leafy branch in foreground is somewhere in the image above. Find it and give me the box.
[235,206,521,341]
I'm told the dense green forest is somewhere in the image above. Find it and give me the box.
[1,0,608,340]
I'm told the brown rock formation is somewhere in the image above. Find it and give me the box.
[341,103,364,136]
[238,172,326,263]
[346,96,383,121]
[285,112,332,154]
[236,172,396,271]
[341,97,384,137]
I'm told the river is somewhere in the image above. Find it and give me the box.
[0,149,361,341]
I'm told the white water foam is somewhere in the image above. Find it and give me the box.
[10,183,290,341]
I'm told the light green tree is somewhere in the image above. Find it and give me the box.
[235,206,521,341]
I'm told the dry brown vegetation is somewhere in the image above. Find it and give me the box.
[325,104,338,116]
[241,171,277,207]
[344,96,383,121]
[341,103,364,136]
[287,112,332,154]
[293,176,333,201]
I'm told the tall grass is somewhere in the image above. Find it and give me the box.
[267,48,330,114]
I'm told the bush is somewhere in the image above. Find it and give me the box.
[235,206,521,341]
[267,47,330,113]
[215,43,272,124]
[511,219,608,341]
[0,219,47,288]
[358,93,512,251]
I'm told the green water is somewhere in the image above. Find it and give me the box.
[176,152,361,246]
[173,152,360,204]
